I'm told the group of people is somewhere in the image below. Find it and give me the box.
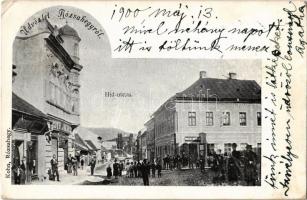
[126,159,161,185]
[66,154,79,176]
[48,154,97,182]
[209,143,260,186]
[12,157,26,184]
[154,143,260,186]
[126,160,162,179]
[105,159,163,185]
[161,154,199,170]
[106,159,124,179]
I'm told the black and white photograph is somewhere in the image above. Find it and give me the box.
[11,5,261,187]
[1,1,306,199]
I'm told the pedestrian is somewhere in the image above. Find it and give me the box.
[141,159,150,185]
[169,156,174,170]
[113,159,120,179]
[67,154,72,174]
[212,150,223,185]
[50,154,60,181]
[244,145,257,186]
[106,164,112,179]
[119,161,124,176]
[89,156,96,176]
[227,143,242,185]
[129,162,134,178]
[19,159,26,184]
[133,162,138,178]
[157,160,162,177]
[151,162,156,177]
[137,161,142,177]
[163,155,167,169]
[72,156,78,176]
[80,158,84,170]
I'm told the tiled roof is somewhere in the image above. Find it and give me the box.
[175,78,261,102]
[12,93,48,119]
[85,140,99,151]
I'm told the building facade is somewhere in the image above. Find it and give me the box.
[13,19,83,181]
[153,71,261,160]
[145,118,155,162]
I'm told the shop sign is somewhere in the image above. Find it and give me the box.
[184,136,200,143]
[51,120,72,133]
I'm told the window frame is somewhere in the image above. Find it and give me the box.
[239,112,247,126]
[206,111,214,126]
[222,112,231,126]
[257,112,261,126]
[188,112,196,126]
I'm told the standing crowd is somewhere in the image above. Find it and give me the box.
[48,154,97,182]
[106,158,163,186]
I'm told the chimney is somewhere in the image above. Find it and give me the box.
[199,71,207,79]
[228,72,237,79]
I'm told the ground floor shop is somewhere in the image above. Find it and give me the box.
[154,132,261,165]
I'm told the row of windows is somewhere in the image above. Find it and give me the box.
[188,111,261,126]
[156,114,175,137]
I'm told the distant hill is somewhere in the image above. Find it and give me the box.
[82,127,135,141]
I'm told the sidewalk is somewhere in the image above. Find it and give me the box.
[31,163,105,185]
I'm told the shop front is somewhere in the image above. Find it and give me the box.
[12,93,48,184]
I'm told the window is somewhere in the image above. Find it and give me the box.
[257,112,261,126]
[222,112,230,126]
[239,112,247,126]
[188,112,196,126]
[206,112,214,126]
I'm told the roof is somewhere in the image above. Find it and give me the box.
[12,93,48,119]
[59,24,81,41]
[85,140,99,151]
[175,78,261,102]
[74,134,89,151]
[107,136,131,142]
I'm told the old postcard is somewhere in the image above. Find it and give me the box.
[1,0,306,199]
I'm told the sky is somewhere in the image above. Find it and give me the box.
[21,6,262,133]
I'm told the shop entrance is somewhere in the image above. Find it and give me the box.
[27,138,38,181]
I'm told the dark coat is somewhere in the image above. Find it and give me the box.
[107,166,112,177]
[113,162,120,176]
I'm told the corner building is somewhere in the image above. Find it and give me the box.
[13,20,83,180]
[154,71,261,160]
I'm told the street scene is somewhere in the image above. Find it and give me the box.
[11,6,261,186]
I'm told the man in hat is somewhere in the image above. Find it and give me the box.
[227,143,241,185]
[50,154,60,181]
[141,159,150,185]
[113,159,120,179]
[89,155,96,176]
[244,144,257,186]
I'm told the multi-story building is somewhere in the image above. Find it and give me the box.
[153,71,261,160]
[144,118,155,162]
[13,19,83,180]
[136,129,147,161]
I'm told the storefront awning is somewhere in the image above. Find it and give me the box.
[12,93,48,134]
